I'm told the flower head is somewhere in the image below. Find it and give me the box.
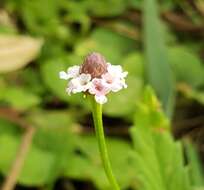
[59,52,128,104]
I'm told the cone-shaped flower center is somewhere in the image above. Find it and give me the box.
[80,52,108,78]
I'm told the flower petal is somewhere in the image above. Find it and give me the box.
[59,71,69,80]
[67,65,80,79]
[89,78,110,96]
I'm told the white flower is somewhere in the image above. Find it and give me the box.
[59,65,80,80]
[107,63,128,79]
[66,73,91,95]
[89,78,110,104]
[102,63,128,92]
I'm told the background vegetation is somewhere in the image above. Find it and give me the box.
[0,0,204,189]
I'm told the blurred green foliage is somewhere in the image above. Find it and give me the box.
[0,0,204,189]
[143,0,175,118]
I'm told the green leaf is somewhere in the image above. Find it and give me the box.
[65,135,136,190]
[143,0,175,118]
[103,76,143,118]
[185,140,204,188]
[0,118,21,135]
[75,27,136,64]
[26,110,75,152]
[61,0,90,34]
[40,55,69,100]
[134,87,170,130]
[0,134,57,185]
[88,0,127,16]
[20,0,60,35]
[19,68,46,95]
[0,111,76,186]
[0,87,40,111]
[168,47,204,88]
[128,0,143,8]
[122,53,144,78]
[130,87,191,190]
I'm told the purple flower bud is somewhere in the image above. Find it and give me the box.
[80,52,108,78]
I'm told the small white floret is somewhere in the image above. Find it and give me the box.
[95,95,107,104]
[67,65,80,79]
[59,65,80,80]
[66,73,91,95]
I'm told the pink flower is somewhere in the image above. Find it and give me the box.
[59,52,128,104]
[89,78,110,104]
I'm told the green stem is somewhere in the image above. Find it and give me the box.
[90,96,120,190]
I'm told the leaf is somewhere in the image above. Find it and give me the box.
[128,0,143,8]
[88,0,127,16]
[103,76,143,118]
[185,140,204,188]
[122,53,144,78]
[0,118,21,136]
[143,0,175,118]
[134,87,170,130]
[65,135,136,190]
[0,111,76,186]
[130,87,191,190]
[19,0,61,36]
[0,134,57,185]
[0,87,41,111]
[0,35,43,73]
[39,56,68,101]
[75,27,136,64]
[168,47,204,88]
[61,0,90,34]
[25,110,76,160]
[19,68,46,95]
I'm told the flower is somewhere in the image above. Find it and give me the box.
[89,78,110,104]
[107,63,128,79]
[102,64,128,92]
[66,74,91,95]
[59,52,128,104]
[59,65,80,80]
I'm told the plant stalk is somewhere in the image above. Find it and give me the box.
[90,97,120,190]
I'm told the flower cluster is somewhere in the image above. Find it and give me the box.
[59,52,128,104]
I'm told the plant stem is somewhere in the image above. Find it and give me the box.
[90,97,120,190]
